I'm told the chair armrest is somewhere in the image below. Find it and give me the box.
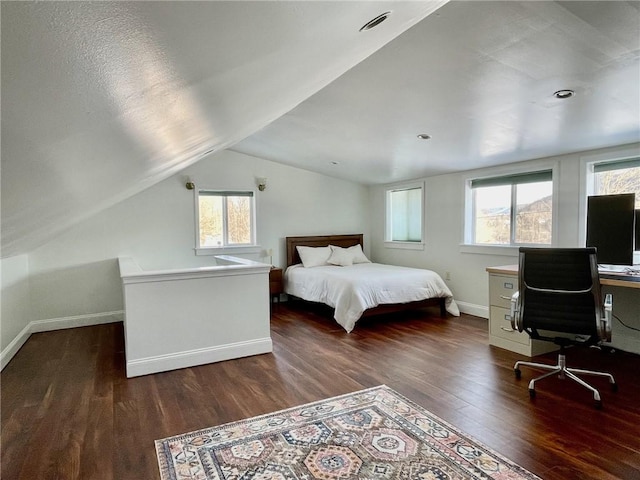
[600,293,613,342]
[510,291,520,331]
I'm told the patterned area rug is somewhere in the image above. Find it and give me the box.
[155,385,540,480]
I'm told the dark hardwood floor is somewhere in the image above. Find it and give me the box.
[2,302,640,479]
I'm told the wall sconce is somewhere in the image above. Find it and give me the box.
[185,176,195,190]
[257,177,267,191]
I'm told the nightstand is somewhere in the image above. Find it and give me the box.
[269,267,283,303]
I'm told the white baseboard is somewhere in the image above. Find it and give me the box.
[126,337,273,378]
[1,310,124,371]
[0,323,32,371]
[30,310,123,333]
[456,301,489,319]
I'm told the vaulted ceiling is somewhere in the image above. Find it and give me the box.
[2,1,639,258]
[234,1,640,183]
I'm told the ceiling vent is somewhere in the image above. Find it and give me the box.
[553,89,575,99]
[360,12,391,32]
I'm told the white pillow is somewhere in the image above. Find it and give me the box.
[327,245,354,266]
[327,244,371,266]
[296,246,332,268]
[346,244,371,264]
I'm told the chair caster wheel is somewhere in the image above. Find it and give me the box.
[515,368,521,379]
[611,382,618,393]
[528,388,536,399]
[595,400,603,410]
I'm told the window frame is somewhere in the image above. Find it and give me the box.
[384,181,425,250]
[579,148,640,246]
[462,163,559,255]
[193,188,261,256]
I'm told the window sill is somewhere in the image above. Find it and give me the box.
[195,245,262,256]
[459,244,519,256]
[384,241,425,251]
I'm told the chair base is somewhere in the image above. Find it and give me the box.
[514,353,617,409]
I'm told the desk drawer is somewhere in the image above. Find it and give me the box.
[489,306,529,346]
[489,274,517,308]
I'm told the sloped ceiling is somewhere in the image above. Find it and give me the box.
[1,1,446,258]
[234,1,640,184]
[2,1,639,259]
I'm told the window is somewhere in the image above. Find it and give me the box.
[385,183,424,248]
[469,170,553,246]
[592,158,640,208]
[196,190,256,250]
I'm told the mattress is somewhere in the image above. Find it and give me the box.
[284,262,459,332]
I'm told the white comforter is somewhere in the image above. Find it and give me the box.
[284,263,460,332]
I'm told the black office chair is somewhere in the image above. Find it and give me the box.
[510,247,617,408]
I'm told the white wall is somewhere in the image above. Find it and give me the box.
[1,255,31,352]
[369,150,581,309]
[369,143,640,352]
[26,149,371,323]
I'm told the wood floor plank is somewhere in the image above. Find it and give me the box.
[2,304,640,479]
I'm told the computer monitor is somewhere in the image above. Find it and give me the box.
[636,209,640,252]
[586,193,635,266]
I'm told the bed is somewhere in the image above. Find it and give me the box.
[284,234,460,332]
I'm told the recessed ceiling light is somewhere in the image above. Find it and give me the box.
[553,89,575,99]
[360,11,391,32]
[417,134,431,140]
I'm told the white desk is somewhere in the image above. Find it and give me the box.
[487,264,640,290]
[486,265,640,356]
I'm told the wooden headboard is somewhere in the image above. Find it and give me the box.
[285,234,364,268]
